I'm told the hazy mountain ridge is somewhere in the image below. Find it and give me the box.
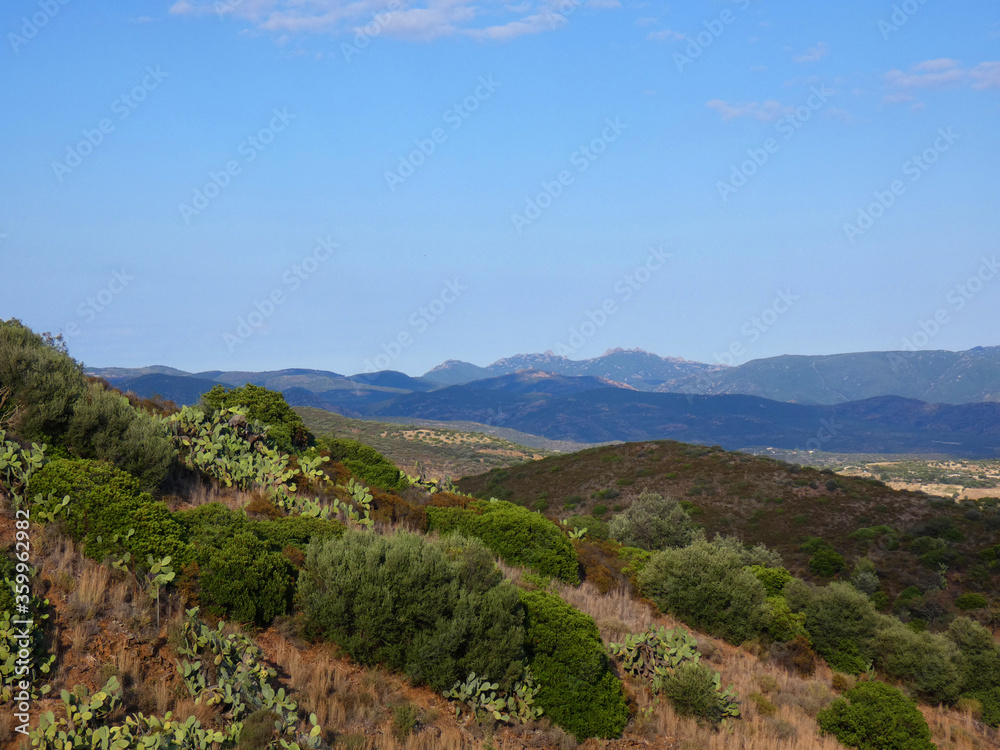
[664,347,1000,404]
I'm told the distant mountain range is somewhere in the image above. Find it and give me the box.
[88,345,1000,457]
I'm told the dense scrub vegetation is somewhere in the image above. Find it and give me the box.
[298,529,527,693]
[1,318,998,749]
[427,498,579,583]
[202,382,313,452]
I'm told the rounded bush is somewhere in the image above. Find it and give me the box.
[817,680,935,750]
[519,589,629,741]
[428,500,579,583]
[28,458,188,565]
[321,437,408,491]
[199,531,295,627]
[639,537,772,644]
[608,491,699,551]
[661,662,727,722]
[297,530,526,692]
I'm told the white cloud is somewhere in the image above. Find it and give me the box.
[883,59,1000,102]
[167,0,620,41]
[705,99,793,123]
[646,28,684,42]
[792,42,828,64]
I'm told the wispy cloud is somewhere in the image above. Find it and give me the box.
[885,58,1000,92]
[168,0,618,41]
[792,42,828,64]
[705,99,793,122]
[647,28,684,42]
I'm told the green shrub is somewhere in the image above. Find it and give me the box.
[565,515,608,540]
[319,437,408,492]
[28,458,189,565]
[0,554,15,617]
[964,686,1000,727]
[249,516,344,551]
[608,491,700,551]
[64,380,176,490]
[199,532,295,627]
[427,500,578,583]
[639,537,775,644]
[297,530,526,693]
[175,503,248,548]
[955,592,988,611]
[0,319,86,448]
[809,546,846,577]
[750,565,793,597]
[816,680,935,750]
[785,580,878,675]
[766,596,808,642]
[947,617,1000,694]
[519,589,628,741]
[873,615,964,702]
[202,383,312,452]
[661,662,733,723]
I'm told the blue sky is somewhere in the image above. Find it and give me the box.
[2,0,998,377]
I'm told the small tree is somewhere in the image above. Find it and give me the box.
[608,491,700,551]
[817,680,935,750]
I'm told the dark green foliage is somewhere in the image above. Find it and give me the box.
[955,592,988,611]
[565,514,608,540]
[809,546,846,578]
[661,662,729,722]
[249,515,344,551]
[965,686,1000,727]
[816,680,935,750]
[64,380,176,490]
[608,491,700,551]
[0,319,85,447]
[947,617,1000,694]
[766,596,809,642]
[427,500,579,583]
[0,321,175,486]
[199,532,295,627]
[28,458,189,566]
[202,383,312,452]
[873,616,964,703]
[0,553,15,616]
[785,580,879,675]
[175,503,248,549]
[519,589,628,741]
[297,530,526,693]
[639,537,776,644]
[320,437,408,492]
[750,565,793,597]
